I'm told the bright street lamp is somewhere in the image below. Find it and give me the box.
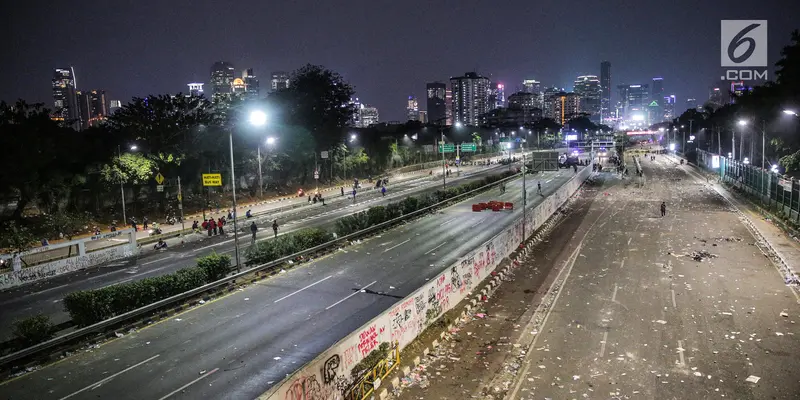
[266,136,276,145]
[350,133,357,142]
[118,144,138,225]
[229,109,267,270]
[454,122,463,128]
[783,109,798,116]
[249,110,267,127]
[738,120,748,126]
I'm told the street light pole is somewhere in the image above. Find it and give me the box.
[228,131,241,271]
[441,129,446,190]
[117,145,127,225]
[257,146,263,198]
[522,152,527,241]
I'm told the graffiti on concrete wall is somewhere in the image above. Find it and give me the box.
[0,245,138,290]
[265,168,592,400]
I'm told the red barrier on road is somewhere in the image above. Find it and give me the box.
[504,202,513,210]
[472,204,482,212]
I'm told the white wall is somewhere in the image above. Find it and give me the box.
[259,166,592,400]
[0,244,139,290]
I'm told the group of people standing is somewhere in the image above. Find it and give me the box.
[200,217,227,236]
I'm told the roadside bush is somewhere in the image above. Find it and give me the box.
[399,196,419,215]
[63,253,232,327]
[12,314,54,346]
[197,253,232,282]
[366,206,388,226]
[244,228,332,266]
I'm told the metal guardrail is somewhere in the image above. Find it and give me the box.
[0,171,520,368]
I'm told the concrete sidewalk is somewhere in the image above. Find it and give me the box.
[666,154,800,289]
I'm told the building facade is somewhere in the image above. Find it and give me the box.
[406,96,420,121]
[450,72,490,126]
[187,83,205,96]
[349,98,380,128]
[488,82,505,109]
[426,82,447,125]
[663,95,676,121]
[271,71,290,91]
[243,68,259,99]
[600,61,611,123]
[210,62,235,101]
[573,75,601,122]
[617,84,649,124]
[76,89,109,129]
[52,67,79,129]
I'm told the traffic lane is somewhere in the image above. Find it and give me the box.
[0,165,508,326]
[0,168,571,399]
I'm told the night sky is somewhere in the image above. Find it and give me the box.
[3,0,796,121]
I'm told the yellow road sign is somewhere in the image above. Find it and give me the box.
[202,173,222,186]
[177,193,182,201]
[155,173,165,185]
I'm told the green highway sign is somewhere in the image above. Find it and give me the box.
[438,143,455,153]
[499,137,510,142]
[461,143,477,152]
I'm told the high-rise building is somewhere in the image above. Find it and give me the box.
[507,92,539,124]
[651,77,664,98]
[271,71,290,91]
[522,79,543,109]
[406,96,420,121]
[52,67,79,129]
[231,77,247,98]
[348,98,379,127]
[617,84,649,124]
[109,100,122,115]
[210,62,235,101]
[663,95,676,121]
[76,89,109,129]
[649,77,665,122]
[729,81,753,104]
[542,87,563,121]
[426,82,447,125]
[543,90,581,126]
[685,98,698,113]
[445,88,453,126]
[488,82,505,109]
[450,72,490,126]
[243,68,259,99]
[419,110,428,124]
[708,87,724,109]
[600,61,611,123]
[187,83,205,96]
[573,75,601,122]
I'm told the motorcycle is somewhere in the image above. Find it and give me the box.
[166,215,177,225]
[149,227,163,236]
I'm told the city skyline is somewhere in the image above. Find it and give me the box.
[4,0,798,121]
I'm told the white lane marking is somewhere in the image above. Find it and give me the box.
[671,289,677,308]
[157,367,219,400]
[677,340,686,366]
[619,259,625,269]
[193,239,234,252]
[627,237,632,245]
[383,239,410,253]
[274,276,333,303]
[58,354,160,400]
[98,278,133,290]
[599,331,609,357]
[141,257,170,266]
[424,242,447,255]
[611,284,618,302]
[325,281,377,310]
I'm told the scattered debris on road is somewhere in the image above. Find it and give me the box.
[687,250,717,262]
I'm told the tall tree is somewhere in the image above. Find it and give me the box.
[272,65,355,150]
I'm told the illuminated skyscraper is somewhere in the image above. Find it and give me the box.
[488,82,505,109]
[663,95,676,121]
[600,61,611,123]
[109,100,122,115]
[271,71,290,91]
[450,72,490,126]
[76,89,109,129]
[573,75,601,122]
[445,88,453,125]
[210,61,235,101]
[426,82,447,125]
[243,68,260,99]
[187,83,205,96]
[52,67,79,129]
[406,96,420,121]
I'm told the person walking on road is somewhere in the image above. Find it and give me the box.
[272,219,279,238]
[217,217,225,235]
[341,186,345,196]
[660,201,666,217]
[381,186,387,196]
[537,181,542,195]
[250,221,258,243]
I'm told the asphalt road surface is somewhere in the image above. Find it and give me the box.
[0,167,580,399]
[396,149,800,400]
[0,164,518,340]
